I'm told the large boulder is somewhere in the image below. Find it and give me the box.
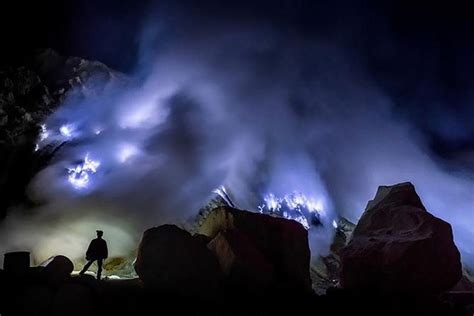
[199,206,311,292]
[341,182,462,293]
[134,224,221,297]
[207,230,274,294]
[41,255,74,286]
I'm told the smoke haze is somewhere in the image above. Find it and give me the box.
[1,2,473,268]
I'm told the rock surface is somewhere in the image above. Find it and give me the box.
[42,255,74,285]
[341,182,462,293]
[134,224,221,297]
[199,206,312,292]
[311,217,355,294]
[207,230,274,294]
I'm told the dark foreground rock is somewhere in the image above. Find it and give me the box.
[341,182,462,293]
[207,230,275,295]
[311,217,355,294]
[3,252,30,277]
[134,224,221,297]
[41,255,74,286]
[199,206,312,293]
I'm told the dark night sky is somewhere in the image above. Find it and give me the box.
[1,0,473,161]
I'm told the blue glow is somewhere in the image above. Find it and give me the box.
[67,154,101,189]
[118,143,139,163]
[259,191,328,230]
[60,124,75,138]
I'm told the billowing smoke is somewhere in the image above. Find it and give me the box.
[1,5,473,269]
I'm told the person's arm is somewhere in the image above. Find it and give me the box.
[104,241,108,259]
[85,241,93,260]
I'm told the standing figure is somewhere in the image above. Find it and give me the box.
[79,230,108,280]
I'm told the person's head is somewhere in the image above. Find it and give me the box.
[96,230,103,238]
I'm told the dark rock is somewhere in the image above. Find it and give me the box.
[134,224,221,297]
[199,206,312,292]
[13,284,54,315]
[341,182,462,293]
[71,274,101,294]
[311,217,355,294]
[31,48,125,96]
[207,230,274,294]
[3,251,30,276]
[51,283,97,316]
[451,272,474,291]
[41,255,74,286]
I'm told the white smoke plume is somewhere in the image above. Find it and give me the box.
[1,6,473,269]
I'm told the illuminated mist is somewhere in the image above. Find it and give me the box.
[0,6,473,270]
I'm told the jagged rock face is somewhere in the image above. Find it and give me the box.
[199,206,312,292]
[341,182,462,293]
[31,48,126,99]
[311,217,355,295]
[134,224,221,297]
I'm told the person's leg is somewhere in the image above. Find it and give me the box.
[79,260,94,275]
[97,259,103,280]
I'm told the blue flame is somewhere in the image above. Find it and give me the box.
[259,191,328,230]
[59,124,75,138]
[67,154,101,189]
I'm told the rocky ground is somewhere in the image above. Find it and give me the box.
[1,51,474,315]
[1,182,474,315]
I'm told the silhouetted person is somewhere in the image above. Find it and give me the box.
[79,230,108,280]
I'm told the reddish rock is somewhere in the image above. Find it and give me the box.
[207,230,274,293]
[134,224,221,297]
[199,206,311,292]
[341,182,462,293]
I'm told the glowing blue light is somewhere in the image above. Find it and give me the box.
[35,124,50,151]
[212,185,235,207]
[259,191,326,230]
[118,144,139,163]
[67,154,100,189]
[39,124,49,141]
[94,128,103,135]
[332,220,338,229]
[264,193,282,211]
[60,124,75,138]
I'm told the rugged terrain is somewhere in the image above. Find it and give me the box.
[1,51,474,315]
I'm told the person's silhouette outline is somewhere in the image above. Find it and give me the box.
[79,230,108,280]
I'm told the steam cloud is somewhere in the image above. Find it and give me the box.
[1,5,473,269]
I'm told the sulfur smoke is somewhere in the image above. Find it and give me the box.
[1,5,473,270]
